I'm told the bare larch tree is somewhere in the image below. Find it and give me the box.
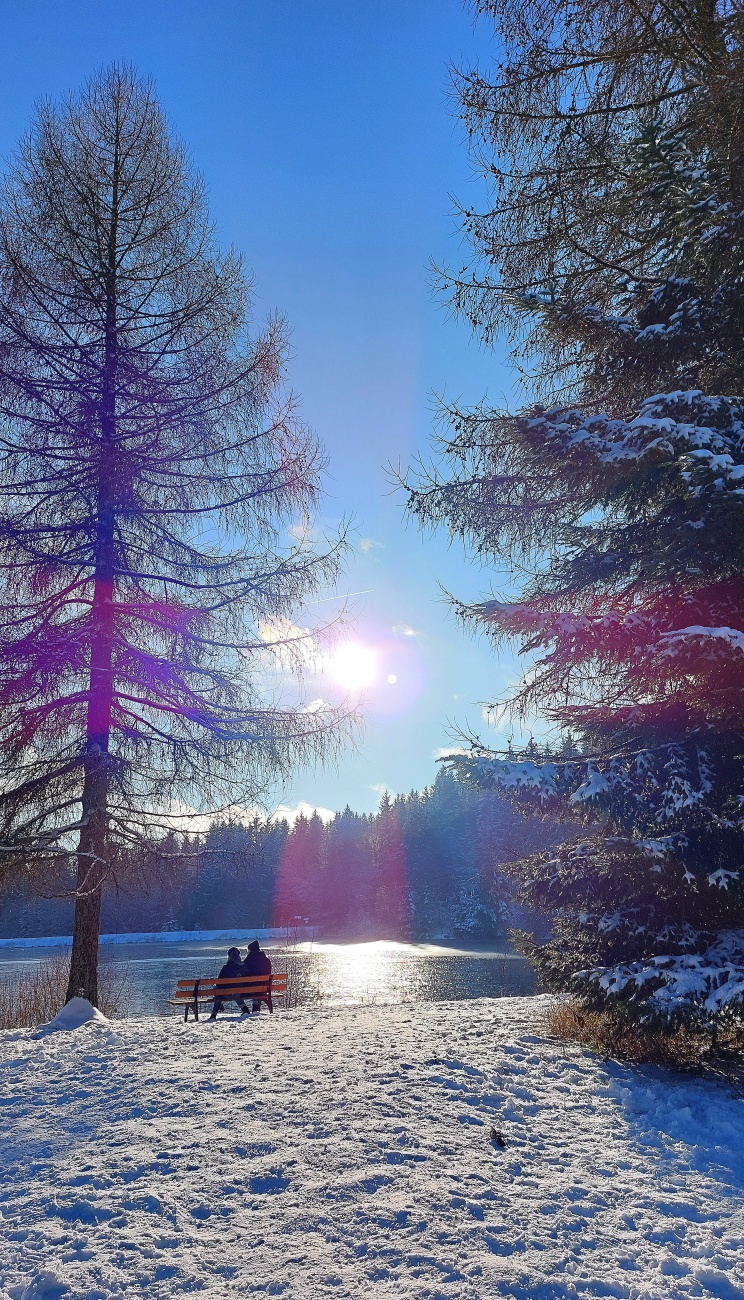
[0,66,349,1004]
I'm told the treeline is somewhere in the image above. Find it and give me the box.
[0,773,558,942]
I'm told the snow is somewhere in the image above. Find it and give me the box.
[660,625,744,655]
[451,742,717,826]
[14,1272,68,1300]
[1,996,743,1299]
[526,391,744,492]
[0,928,291,950]
[583,930,744,1020]
[458,755,560,800]
[33,997,109,1037]
[569,762,610,804]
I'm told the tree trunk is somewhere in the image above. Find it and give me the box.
[66,144,120,1006]
[65,505,116,1005]
[67,747,110,1004]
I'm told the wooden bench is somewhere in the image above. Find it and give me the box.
[168,974,288,1022]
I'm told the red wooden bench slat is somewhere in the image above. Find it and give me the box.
[174,980,287,990]
[176,976,282,989]
[173,980,286,997]
[172,988,276,1000]
[172,982,285,993]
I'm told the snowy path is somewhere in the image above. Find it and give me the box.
[1,996,743,1300]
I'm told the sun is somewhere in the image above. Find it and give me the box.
[329,642,378,693]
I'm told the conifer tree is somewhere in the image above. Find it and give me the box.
[403,1,744,1028]
[447,0,744,408]
[0,67,348,1004]
[372,794,410,939]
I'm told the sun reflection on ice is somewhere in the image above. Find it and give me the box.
[333,942,400,1003]
[295,940,440,1005]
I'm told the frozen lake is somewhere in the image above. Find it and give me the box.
[0,937,537,1016]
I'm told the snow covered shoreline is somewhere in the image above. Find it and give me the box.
[1,995,743,1299]
[0,927,290,950]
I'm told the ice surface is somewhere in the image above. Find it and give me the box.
[295,939,524,958]
[1,996,742,1299]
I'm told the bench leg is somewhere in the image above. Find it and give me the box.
[184,1004,189,1023]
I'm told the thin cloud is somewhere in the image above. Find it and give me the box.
[302,697,330,713]
[153,800,264,833]
[272,801,335,825]
[258,617,323,673]
[359,537,383,553]
[392,623,420,638]
[481,704,508,729]
[370,782,392,797]
[288,518,315,545]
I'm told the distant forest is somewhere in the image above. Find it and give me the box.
[0,773,559,941]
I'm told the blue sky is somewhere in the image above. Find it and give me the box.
[0,1,525,817]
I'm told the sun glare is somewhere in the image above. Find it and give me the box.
[329,642,377,693]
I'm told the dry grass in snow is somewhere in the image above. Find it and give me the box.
[0,954,129,1030]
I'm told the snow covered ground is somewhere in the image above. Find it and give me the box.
[1,996,743,1300]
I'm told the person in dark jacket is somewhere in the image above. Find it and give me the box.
[209,946,250,1019]
[242,939,272,1013]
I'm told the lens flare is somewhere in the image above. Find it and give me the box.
[329,642,377,692]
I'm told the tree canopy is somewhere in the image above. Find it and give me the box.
[449,0,744,407]
[0,66,350,1001]
[404,0,744,1028]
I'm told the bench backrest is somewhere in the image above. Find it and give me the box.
[172,974,288,1001]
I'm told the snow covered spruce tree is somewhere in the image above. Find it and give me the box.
[0,66,349,1005]
[409,392,744,1028]
[403,1,744,1029]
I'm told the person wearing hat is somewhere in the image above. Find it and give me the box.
[208,946,250,1019]
[241,939,272,1013]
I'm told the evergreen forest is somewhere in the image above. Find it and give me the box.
[0,774,557,943]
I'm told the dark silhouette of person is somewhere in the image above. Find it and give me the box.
[242,939,273,1013]
[209,946,249,1019]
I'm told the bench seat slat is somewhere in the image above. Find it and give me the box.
[172,985,273,994]
[167,997,284,1008]
[172,989,276,1000]
[175,977,286,982]
[177,975,286,983]
[172,979,286,987]
[174,979,285,991]
[172,975,287,1000]
[170,996,284,1005]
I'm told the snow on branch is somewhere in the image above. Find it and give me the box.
[529,391,744,480]
[444,740,719,827]
[578,929,744,1024]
